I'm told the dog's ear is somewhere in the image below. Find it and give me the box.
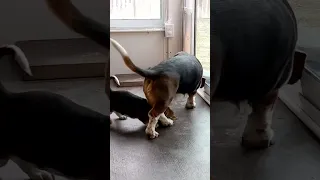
[287,50,307,85]
[200,77,206,88]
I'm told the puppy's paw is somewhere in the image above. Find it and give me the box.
[185,101,196,109]
[28,170,55,180]
[145,128,159,139]
[117,115,127,120]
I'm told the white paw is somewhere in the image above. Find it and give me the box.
[28,170,54,180]
[185,101,196,109]
[145,127,159,139]
[161,118,174,127]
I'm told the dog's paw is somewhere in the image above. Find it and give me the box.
[145,128,159,139]
[160,118,174,127]
[185,102,196,109]
[117,115,127,120]
[28,170,55,180]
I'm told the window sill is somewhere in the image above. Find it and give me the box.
[110,27,165,33]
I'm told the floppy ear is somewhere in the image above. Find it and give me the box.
[287,50,307,85]
[200,77,206,88]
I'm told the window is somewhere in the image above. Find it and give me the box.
[195,0,210,95]
[110,0,164,29]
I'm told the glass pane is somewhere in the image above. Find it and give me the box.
[110,0,161,20]
[195,0,210,91]
[195,0,210,75]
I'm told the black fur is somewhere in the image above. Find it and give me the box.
[148,52,204,94]
[211,0,297,102]
[110,89,150,124]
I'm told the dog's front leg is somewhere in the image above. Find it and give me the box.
[11,156,54,180]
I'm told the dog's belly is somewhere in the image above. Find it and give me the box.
[212,0,296,101]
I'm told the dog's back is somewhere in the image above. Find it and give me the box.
[110,89,150,123]
[152,52,204,93]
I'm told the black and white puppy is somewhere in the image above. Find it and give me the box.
[110,88,179,127]
[0,45,109,180]
[110,88,151,123]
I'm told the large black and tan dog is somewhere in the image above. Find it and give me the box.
[0,0,110,179]
[212,0,307,149]
[111,39,204,139]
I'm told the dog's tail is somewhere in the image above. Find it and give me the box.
[0,45,33,96]
[110,38,157,78]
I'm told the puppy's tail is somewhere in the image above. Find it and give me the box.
[110,38,157,78]
[0,45,33,96]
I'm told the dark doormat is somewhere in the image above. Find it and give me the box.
[111,74,144,87]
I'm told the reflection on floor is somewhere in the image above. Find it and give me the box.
[212,99,320,180]
[110,80,210,180]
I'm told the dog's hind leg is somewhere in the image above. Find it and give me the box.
[11,156,55,180]
[146,109,162,139]
[241,90,278,149]
[186,92,197,109]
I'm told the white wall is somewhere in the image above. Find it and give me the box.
[110,0,183,75]
[0,0,108,44]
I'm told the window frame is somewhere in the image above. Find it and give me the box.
[110,0,165,30]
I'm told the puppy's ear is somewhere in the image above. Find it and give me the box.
[200,77,206,88]
[287,50,307,85]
